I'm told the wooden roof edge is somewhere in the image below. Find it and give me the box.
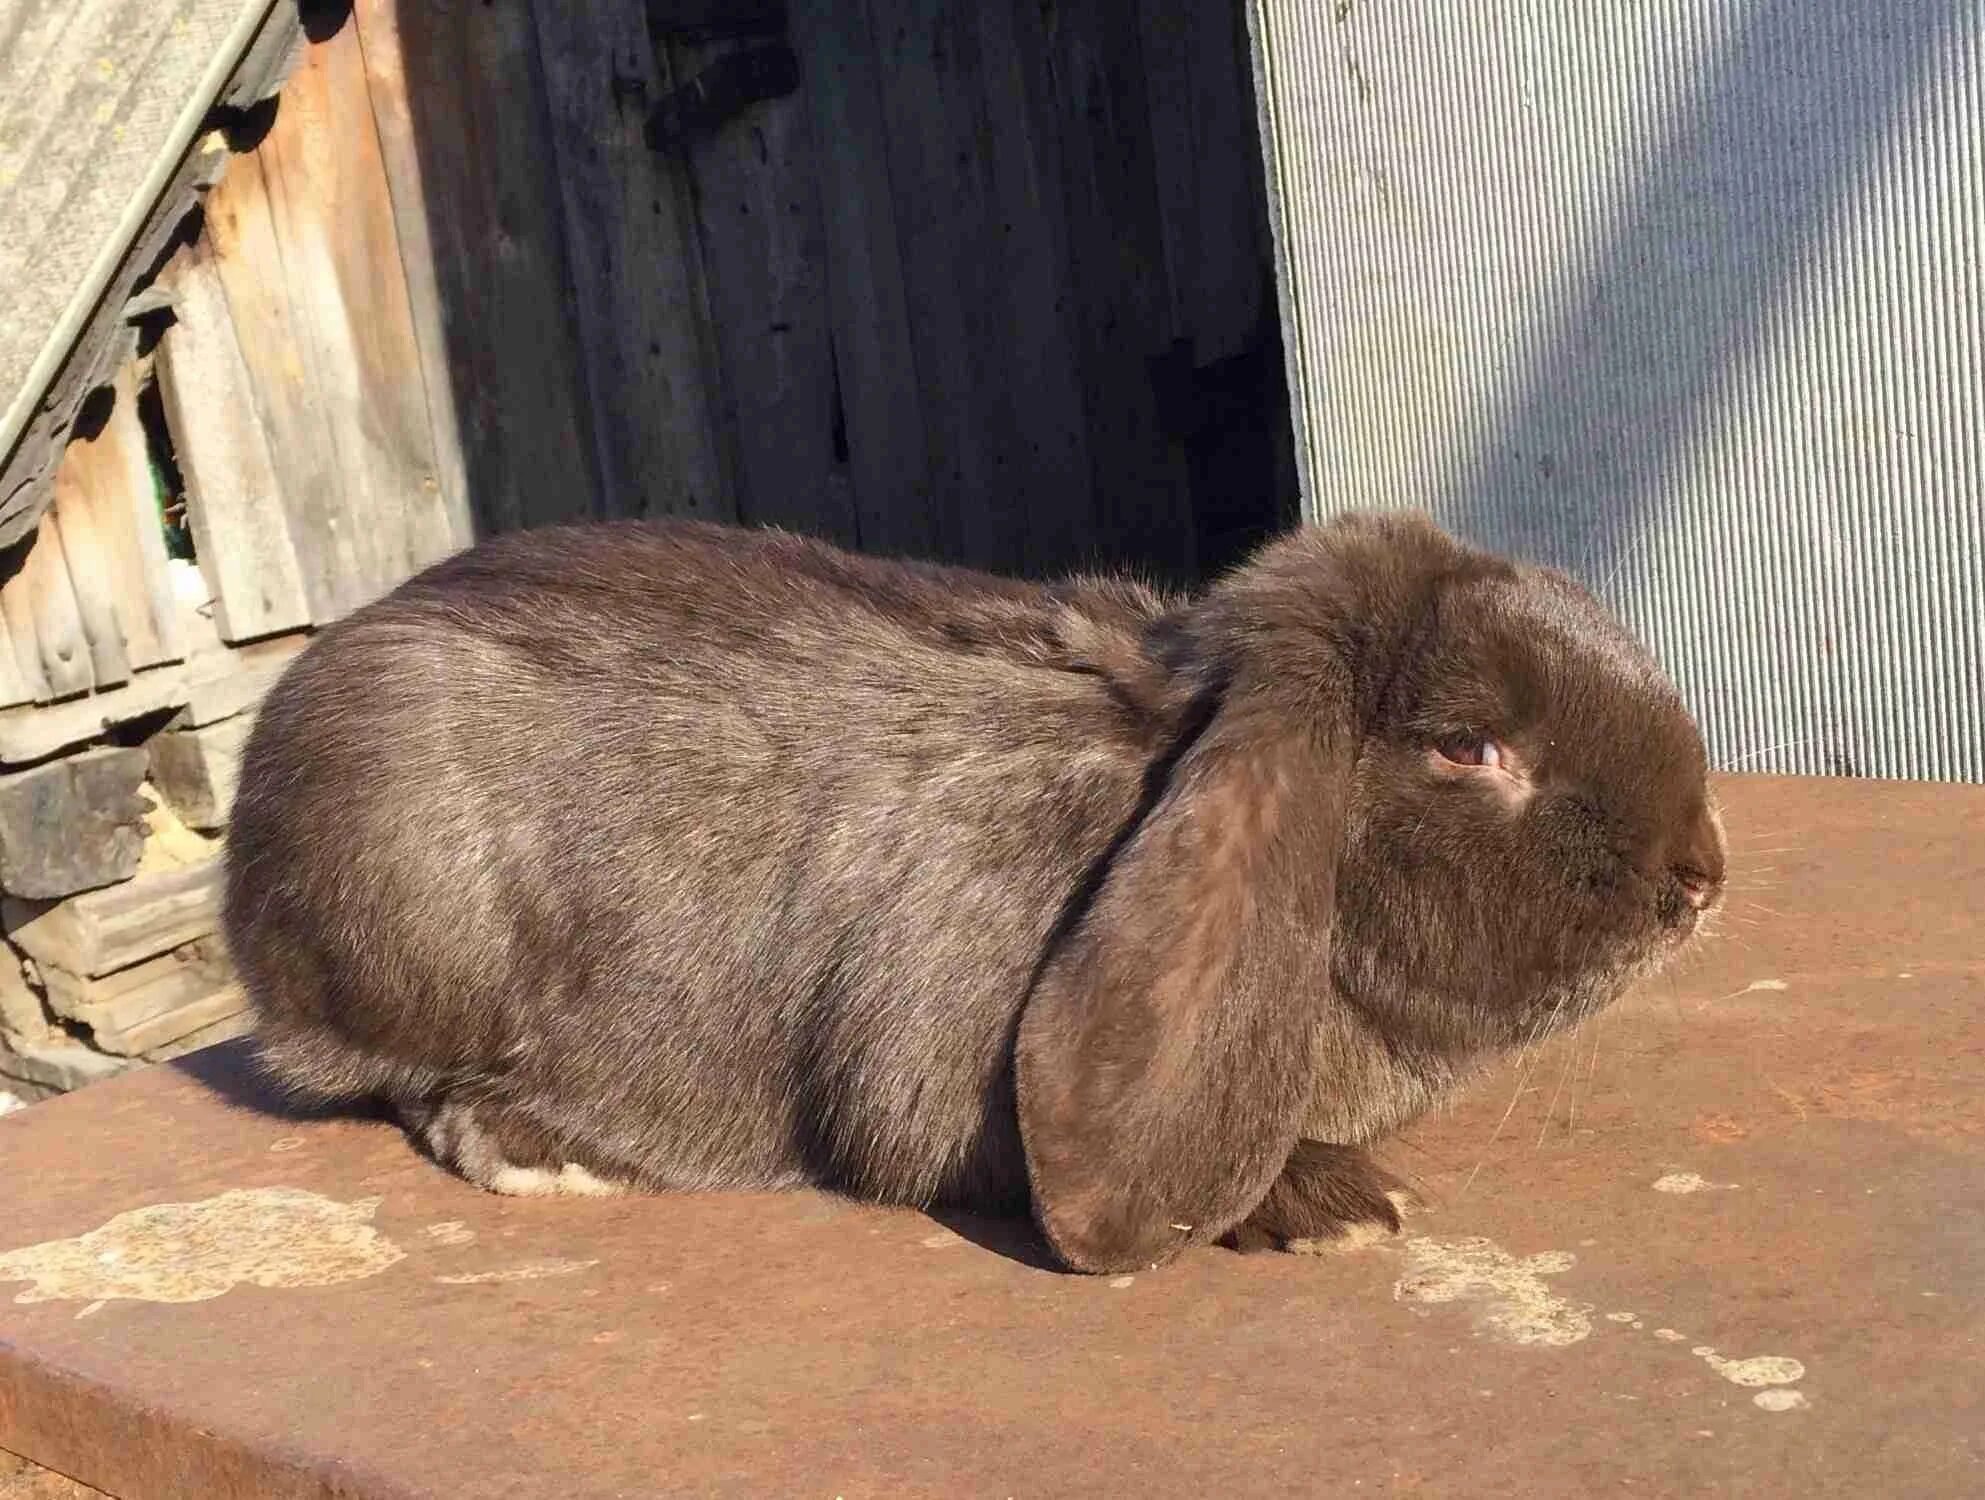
[0,0,301,554]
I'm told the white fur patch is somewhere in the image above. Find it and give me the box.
[553,1163,625,1196]
[483,1162,626,1198]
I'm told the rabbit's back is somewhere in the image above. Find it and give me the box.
[225,521,1174,1205]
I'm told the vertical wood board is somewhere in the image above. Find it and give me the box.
[862,0,1103,576]
[0,519,94,701]
[348,0,472,551]
[976,0,1097,578]
[788,0,937,560]
[532,0,735,524]
[863,0,1019,571]
[56,364,184,674]
[0,591,39,710]
[155,240,313,644]
[1138,0,1266,367]
[230,22,459,618]
[44,485,134,691]
[349,0,601,536]
[1037,0,1195,580]
[201,147,354,625]
[663,33,855,545]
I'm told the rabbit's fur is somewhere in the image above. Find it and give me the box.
[225,512,1725,1273]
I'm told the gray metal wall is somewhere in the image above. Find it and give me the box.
[1247,0,1983,782]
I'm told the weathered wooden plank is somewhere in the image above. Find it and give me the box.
[0,600,39,710]
[199,148,351,627]
[0,948,51,1044]
[154,238,314,643]
[971,0,1097,579]
[661,32,855,545]
[863,0,1094,575]
[646,0,787,43]
[349,0,601,535]
[0,666,187,768]
[177,629,307,728]
[125,992,244,1060]
[54,364,185,673]
[0,628,306,767]
[1136,0,1266,367]
[345,0,471,551]
[40,942,240,1058]
[32,516,102,696]
[247,21,460,611]
[147,715,250,831]
[0,1035,133,1091]
[0,517,97,701]
[0,551,53,705]
[532,0,734,524]
[0,747,149,900]
[141,1008,251,1063]
[0,0,285,541]
[5,861,222,979]
[104,982,247,1059]
[47,474,136,690]
[1038,0,1196,581]
[787,0,935,559]
[860,0,996,568]
[204,24,458,624]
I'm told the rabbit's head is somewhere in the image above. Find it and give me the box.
[1016,510,1724,1271]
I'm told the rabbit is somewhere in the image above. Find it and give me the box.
[222,510,1726,1274]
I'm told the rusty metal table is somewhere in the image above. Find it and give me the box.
[2,775,1980,1498]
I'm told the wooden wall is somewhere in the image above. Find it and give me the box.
[367,0,1290,583]
[1,0,1290,731]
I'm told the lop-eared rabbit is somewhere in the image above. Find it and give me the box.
[225,512,1726,1273]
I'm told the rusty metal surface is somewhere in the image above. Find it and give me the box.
[1,774,1979,1498]
[0,1449,104,1500]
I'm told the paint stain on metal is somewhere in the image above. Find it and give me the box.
[1392,1236,1592,1346]
[1652,1172,1736,1194]
[1693,1347,1806,1388]
[1753,1388,1810,1411]
[0,1188,404,1307]
[1289,1219,1399,1256]
[432,1259,598,1285]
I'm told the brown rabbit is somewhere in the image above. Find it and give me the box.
[223,511,1725,1273]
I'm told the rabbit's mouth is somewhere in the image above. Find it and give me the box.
[1328,867,1714,1061]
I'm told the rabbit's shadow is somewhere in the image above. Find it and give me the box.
[921,1205,1071,1274]
[171,1039,1075,1273]
[170,1037,390,1125]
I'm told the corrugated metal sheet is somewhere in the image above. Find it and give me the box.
[1247,0,1983,782]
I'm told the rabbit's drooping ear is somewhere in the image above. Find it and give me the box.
[1013,510,1459,1274]
[1014,688,1347,1272]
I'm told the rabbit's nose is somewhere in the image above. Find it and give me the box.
[1671,802,1728,912]
[1675,866,1719,910]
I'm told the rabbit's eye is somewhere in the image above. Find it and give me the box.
[1436,736,1504,769]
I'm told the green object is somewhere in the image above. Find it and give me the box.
[150,448,193,562]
